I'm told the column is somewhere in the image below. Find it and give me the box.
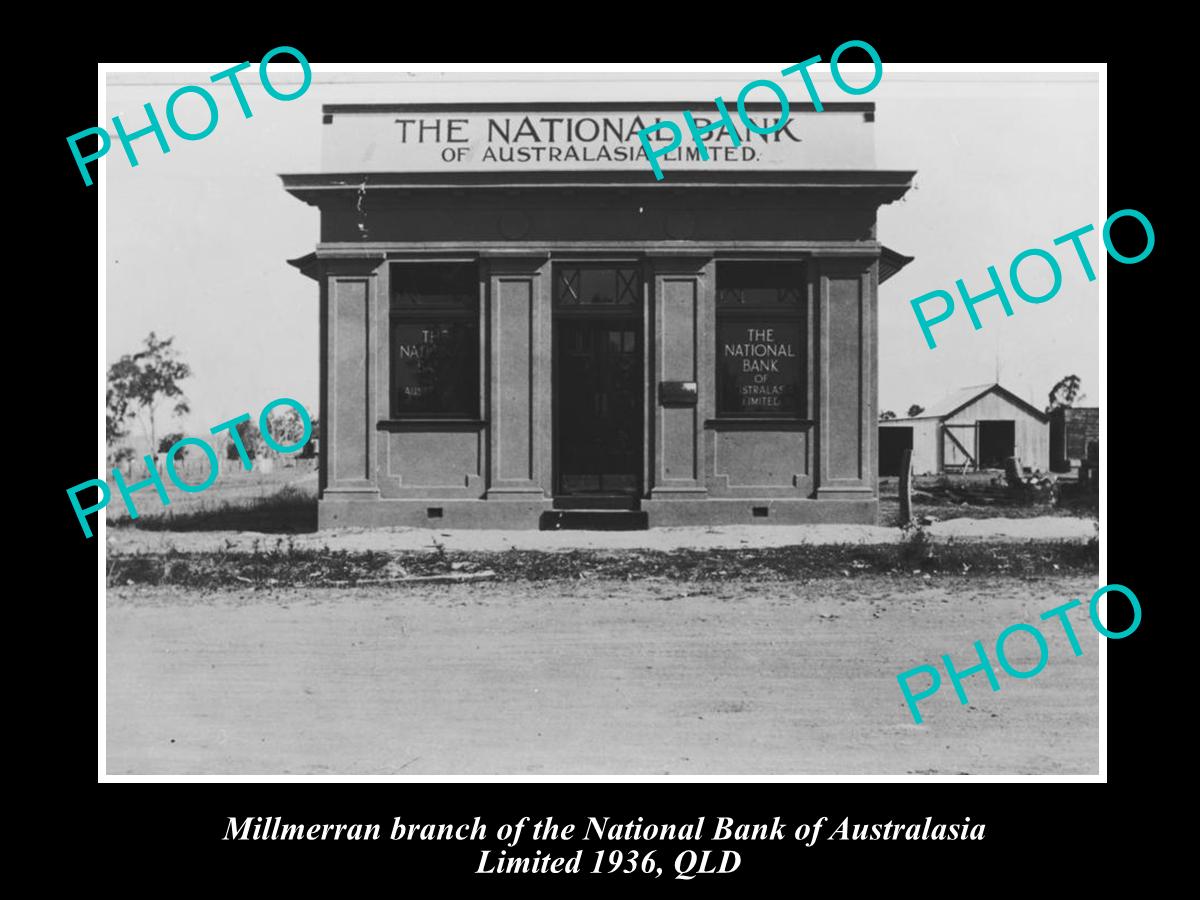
[649,255,710,498]
[323,260,381,498]
[815,257,877,498]
[485,255,550,499]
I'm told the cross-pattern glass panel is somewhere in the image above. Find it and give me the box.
[556,267,640,306]
[558,269,580,305]
[617,269,639,303]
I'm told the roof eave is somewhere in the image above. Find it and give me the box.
[287,252,320,281]
[879,246,915,283]
[279,169,917,206]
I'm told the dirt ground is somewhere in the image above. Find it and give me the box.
[106,574,1100,776]
[107,517,1097,555]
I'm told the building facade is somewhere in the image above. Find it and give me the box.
[879,383,1050,476]
[1049,406,1099,473]
[283,102,914,528]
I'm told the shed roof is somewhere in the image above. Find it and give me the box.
[884,383,1048,424]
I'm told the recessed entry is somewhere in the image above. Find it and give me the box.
[427,507,444,519]
[752,506,770,518]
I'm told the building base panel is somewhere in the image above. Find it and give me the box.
[319,498,552,530]
[641,498,878,527]
[319,497,878,529]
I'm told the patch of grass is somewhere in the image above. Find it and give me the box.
[108,539,1098,590]
[111,538,392,588]
[108,485,317,534]
[878,498,1093,526]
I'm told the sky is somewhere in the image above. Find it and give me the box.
[104,67,1100,436]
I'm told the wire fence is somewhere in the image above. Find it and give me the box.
[111,451,318,481]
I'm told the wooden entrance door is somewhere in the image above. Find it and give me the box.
[555,318,642,496]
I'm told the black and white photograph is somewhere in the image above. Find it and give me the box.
[93,62,1106,778]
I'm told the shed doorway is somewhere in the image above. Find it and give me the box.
[977,420,1016,469]
[878,427,913,477]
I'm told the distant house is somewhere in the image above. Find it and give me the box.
[1049,406,1099,473]
[879,383,1049,476]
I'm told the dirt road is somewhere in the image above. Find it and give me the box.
[106,575,1099,775]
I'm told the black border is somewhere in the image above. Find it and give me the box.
[42,19,1165,885]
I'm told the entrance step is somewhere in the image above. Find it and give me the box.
[539,510,649,531]
[552,495,639,511]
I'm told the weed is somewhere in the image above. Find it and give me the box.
[899,524,935,570]
[107,540,1097,589]
[430,537,450,570]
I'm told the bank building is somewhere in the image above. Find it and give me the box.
[281,101,915,529]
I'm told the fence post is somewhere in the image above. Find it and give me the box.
[899,448,913,526]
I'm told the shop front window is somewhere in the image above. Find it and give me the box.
[389,263,479,418]
[716,262,807,418]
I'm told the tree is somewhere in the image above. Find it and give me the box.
[158,432,186,459]
[108,445,135,470]
[227,418,261,460]
[300,416,319,458]
[906,404,925,418]
[106,385,129,444]
[107,332,191,459]
[264,405,311,454]
[880,410,897,421]
[1047,374,1083,413]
